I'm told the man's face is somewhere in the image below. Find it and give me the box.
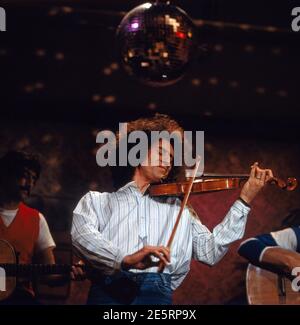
[15,167,38,201]
[139,138,174,183]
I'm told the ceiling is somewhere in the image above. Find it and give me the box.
[0,0,299,138]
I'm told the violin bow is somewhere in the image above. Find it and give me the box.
[158,157,201,273]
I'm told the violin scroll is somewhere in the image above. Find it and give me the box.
[268,177,298,191]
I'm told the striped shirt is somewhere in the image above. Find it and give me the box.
[71,181,251,289]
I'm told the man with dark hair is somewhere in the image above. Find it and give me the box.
[0,151,82,304]
[72,114,274,305]
[0,151,41,206]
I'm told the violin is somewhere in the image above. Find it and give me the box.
[155,163,297,273]
[149,174,298,196]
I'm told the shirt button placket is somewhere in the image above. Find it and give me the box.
[138,195,147,246]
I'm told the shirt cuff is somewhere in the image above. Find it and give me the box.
[234,199,251,214]
[114,249,127,272]
[238,197,251,208]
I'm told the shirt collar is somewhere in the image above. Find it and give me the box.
[117,181,150,195]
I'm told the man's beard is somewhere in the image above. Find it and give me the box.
[19,185,31,198]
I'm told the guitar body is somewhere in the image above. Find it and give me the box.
[246,263,300,305]
[0,239,85,303]
[0,239,17,301]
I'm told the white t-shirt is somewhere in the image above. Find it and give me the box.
[0,207,56,253]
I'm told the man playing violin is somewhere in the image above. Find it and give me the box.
[72,113,274,305]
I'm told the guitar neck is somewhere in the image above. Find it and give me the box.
[0,263,72,276]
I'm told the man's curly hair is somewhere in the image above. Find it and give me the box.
[122,113,184,135]
[111,113,187,189]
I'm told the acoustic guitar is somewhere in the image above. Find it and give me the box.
[246,263,300,305]
[0,239,83,301]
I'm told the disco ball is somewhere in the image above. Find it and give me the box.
[116,2,197,87]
